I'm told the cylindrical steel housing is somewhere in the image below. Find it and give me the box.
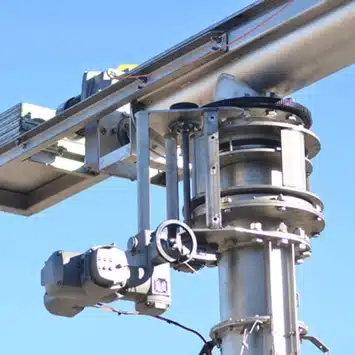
[188,98,324,355]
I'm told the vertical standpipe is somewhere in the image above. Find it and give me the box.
[189,98,324,354]
[181,129,192,224]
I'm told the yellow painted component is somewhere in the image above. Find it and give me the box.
[117,64,138,72]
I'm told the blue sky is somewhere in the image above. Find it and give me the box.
[0,0,353,354]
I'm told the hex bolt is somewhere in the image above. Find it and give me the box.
[139,76,148,84]
[315,204,322,212]
[277,238,289,246]
[266,109,277,117]
[277,222,288,233]
[250,222,262,231]
[221,196,232,204]
[294,228,306,237]
[252,238,264,244]
[298,243,307,251]
[57,147,65,156]
[127,237,138,253]
[211,35,223,44]
[287,114,298,121]
[302,251,312,258]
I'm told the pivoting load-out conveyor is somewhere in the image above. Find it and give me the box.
[7,2,352,355]
[0,0,354,216]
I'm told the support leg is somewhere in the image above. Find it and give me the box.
[136,111,151,234]
[165,134,179,221]
[203,110,222,229]
[182,129,191,224]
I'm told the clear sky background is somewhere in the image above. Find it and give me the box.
[0,0,353,354]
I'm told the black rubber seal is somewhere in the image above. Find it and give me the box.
[202,97,312,128]
[170,102,199,110]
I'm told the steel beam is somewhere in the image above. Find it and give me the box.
[0,0,354,169]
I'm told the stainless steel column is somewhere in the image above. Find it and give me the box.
[136,111,151,234]
[165,133,179,220]
[181,129,192,224]
[218,243,299,354]
[218,247,267,354]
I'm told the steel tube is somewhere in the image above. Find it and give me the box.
[218,244,299,355]
[181,130,191,224]
[165,133,179,245]
[136,111,151,234]
[264,243,299,354]
[165,134,179,221]
[218,247,267,354]
[215,189,303,352]
[191,134,206,198]
[1,1,355,169]
[147,1,355,110]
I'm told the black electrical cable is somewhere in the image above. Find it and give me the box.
[154,314,212,355]
[198,340,216,355]
[94,303,213,355]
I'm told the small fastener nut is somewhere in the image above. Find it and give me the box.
[302,251,312,258]
[294,228,305,237]
[250,222,262,231]
[277,222,288,233]
[266,109,277,118]
[298,243,307,251]
[127,237,139,253]
[221,196,232,204]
